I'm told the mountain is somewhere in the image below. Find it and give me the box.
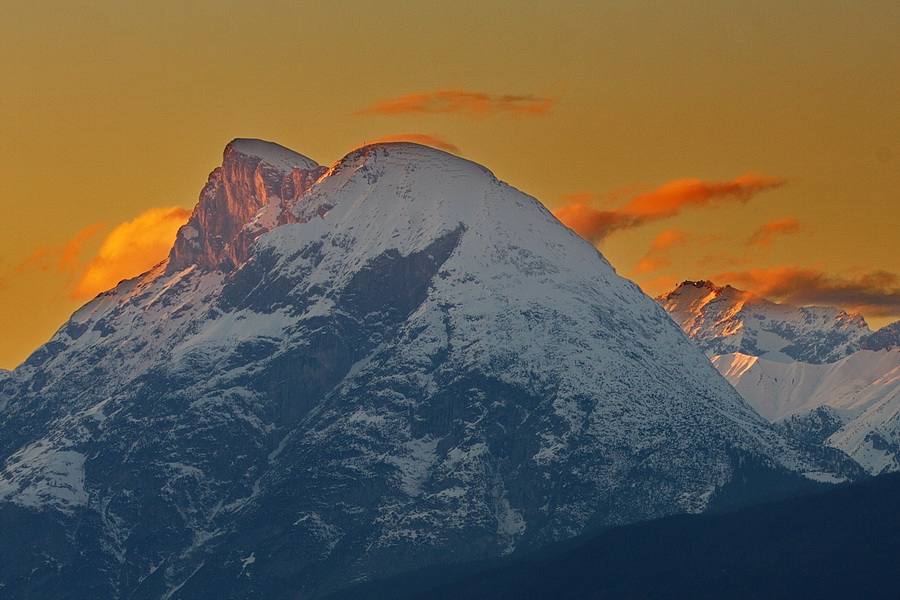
[656,280,873,363]
[713,350,900,474]
[332,473,900,600]
[0,141,858,599]
[863,320,900,352]
[657,280,900,475]
[167,138,327,272]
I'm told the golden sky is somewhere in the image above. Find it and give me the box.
[1,1,898,369]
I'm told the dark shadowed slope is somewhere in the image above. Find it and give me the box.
[333,473,900,600]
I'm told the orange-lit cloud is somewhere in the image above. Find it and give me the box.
[649,228,690,253]
[72,206,190,299]
[552,202,630,243]
[710,266,900,318]
[554,172,786,243]
[362,133,460,153]
[634,257,670,275]
[357,89,554,117]
[748,217,800,247]
[633,229,690,274]
[17,222,107,275]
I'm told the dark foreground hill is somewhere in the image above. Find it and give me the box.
[333,473,900,600]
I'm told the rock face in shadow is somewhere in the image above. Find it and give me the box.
[0,142,861,600]
[863,320,900,351]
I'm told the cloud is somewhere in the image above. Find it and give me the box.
[553,172,786,243]
[648,228,690,253]
[747,217,800,247]
[634,257,669,275]
[633,229,690,274]
[72,206,190,299]
[710,266,900,318]
[357,89,554,118]
[552,202,631,243]
[362,133,460,153]
[17,222,107,275]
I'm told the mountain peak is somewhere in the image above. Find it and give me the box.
[666,280,751,300]
[657,280,873,363]
[167,141,487,275]
[226,138,319,172]
[862,320,900,351]
[324,141,493,184]
[167,140,326,273]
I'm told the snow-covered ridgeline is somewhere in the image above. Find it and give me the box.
[713,350,900,474]
[657,280,873,364]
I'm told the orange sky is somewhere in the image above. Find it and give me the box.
[1,1,898,369]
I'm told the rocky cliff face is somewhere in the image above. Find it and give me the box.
[863,321,900,352]
[167,138,326,272]
[656,280,872,364]
[0,143,859,600]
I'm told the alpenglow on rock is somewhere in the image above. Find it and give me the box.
[0,141,859,599]
[167,139,327,272]
[656,280,873,364]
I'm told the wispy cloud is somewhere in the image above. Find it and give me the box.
[554,172,786,243]
[710,266,900,318]
[357,89,554,118]
[747,217,800,247]
[634,229,690,274]
[72,206,190,299]
[361,133,460,153]
[17,222,107,275]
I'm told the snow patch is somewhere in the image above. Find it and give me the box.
[238,552,256,578]
[713,349,900,474]
[385,436,440,497]
[802,471,847,484]
[0,442,87,511]
[229,138,319,172]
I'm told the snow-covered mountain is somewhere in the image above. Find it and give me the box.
[713,351,900,474]
[658,280,900,474]
[657,280,873,363]
[863,321,900,352]
[0,142,857,599]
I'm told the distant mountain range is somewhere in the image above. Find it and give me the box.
[658,280,900,474]
[0,141,860,599]
[656,280,892,363]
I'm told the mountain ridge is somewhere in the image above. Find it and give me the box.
[657,280,900,475]
[656,279,875,363]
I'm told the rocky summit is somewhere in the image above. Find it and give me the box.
[0,141,860,599]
